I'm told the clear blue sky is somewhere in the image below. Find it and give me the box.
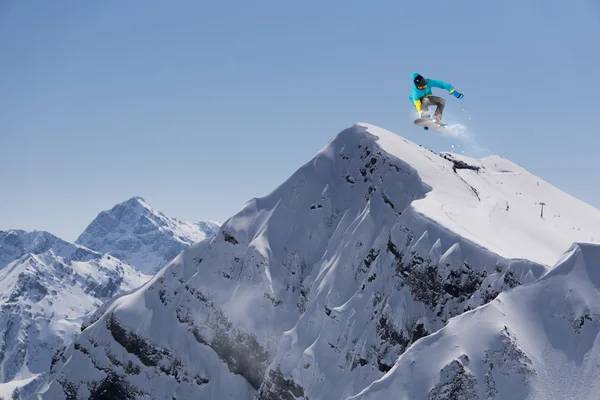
[1,0,599,241]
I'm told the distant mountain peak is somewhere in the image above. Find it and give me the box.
[128,195,145,202]
[121,195,154,211]
[0,229,94,269]
[75,197,220,274]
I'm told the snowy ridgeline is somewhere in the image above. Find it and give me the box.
[0,230,147,399]
[351,242,600,400]
[0,199,220,399]
[29,123,600,400]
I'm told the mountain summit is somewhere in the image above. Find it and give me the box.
[76,197,220,274]
[37,124,600,399]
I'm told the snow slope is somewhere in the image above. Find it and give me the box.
[351,242,600,400]
[36,123,600,400]
[0,230,147,399]
[370,127,600,267]
[76,197,220,274]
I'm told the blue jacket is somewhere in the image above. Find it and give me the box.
[409,72,455,112]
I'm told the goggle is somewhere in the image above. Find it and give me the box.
[417,84,427,90]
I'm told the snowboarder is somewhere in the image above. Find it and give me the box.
[409,73,463,127]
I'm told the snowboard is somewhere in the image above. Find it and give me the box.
[414,118,451,134]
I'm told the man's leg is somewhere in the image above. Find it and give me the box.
[419,97,432,119]
[425,96,446,122]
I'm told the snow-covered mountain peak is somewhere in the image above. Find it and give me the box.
[110,196,167,224]
[0,232,146,314]
[355,122,600,266]
[0,230,99,270]
[36,123,600,400]
[76,197,220,274]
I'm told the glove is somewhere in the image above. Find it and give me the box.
[452,90,464,99]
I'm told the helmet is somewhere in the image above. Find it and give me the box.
[413,74,427,89]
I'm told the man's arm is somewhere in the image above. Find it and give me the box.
[428,79,464,99]
[409,91,423,112]
[413,99,422,112]
[427,79,454,92]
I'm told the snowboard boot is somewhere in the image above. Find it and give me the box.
[433,117,446,127]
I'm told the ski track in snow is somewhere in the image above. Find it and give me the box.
[368,122,600,266]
